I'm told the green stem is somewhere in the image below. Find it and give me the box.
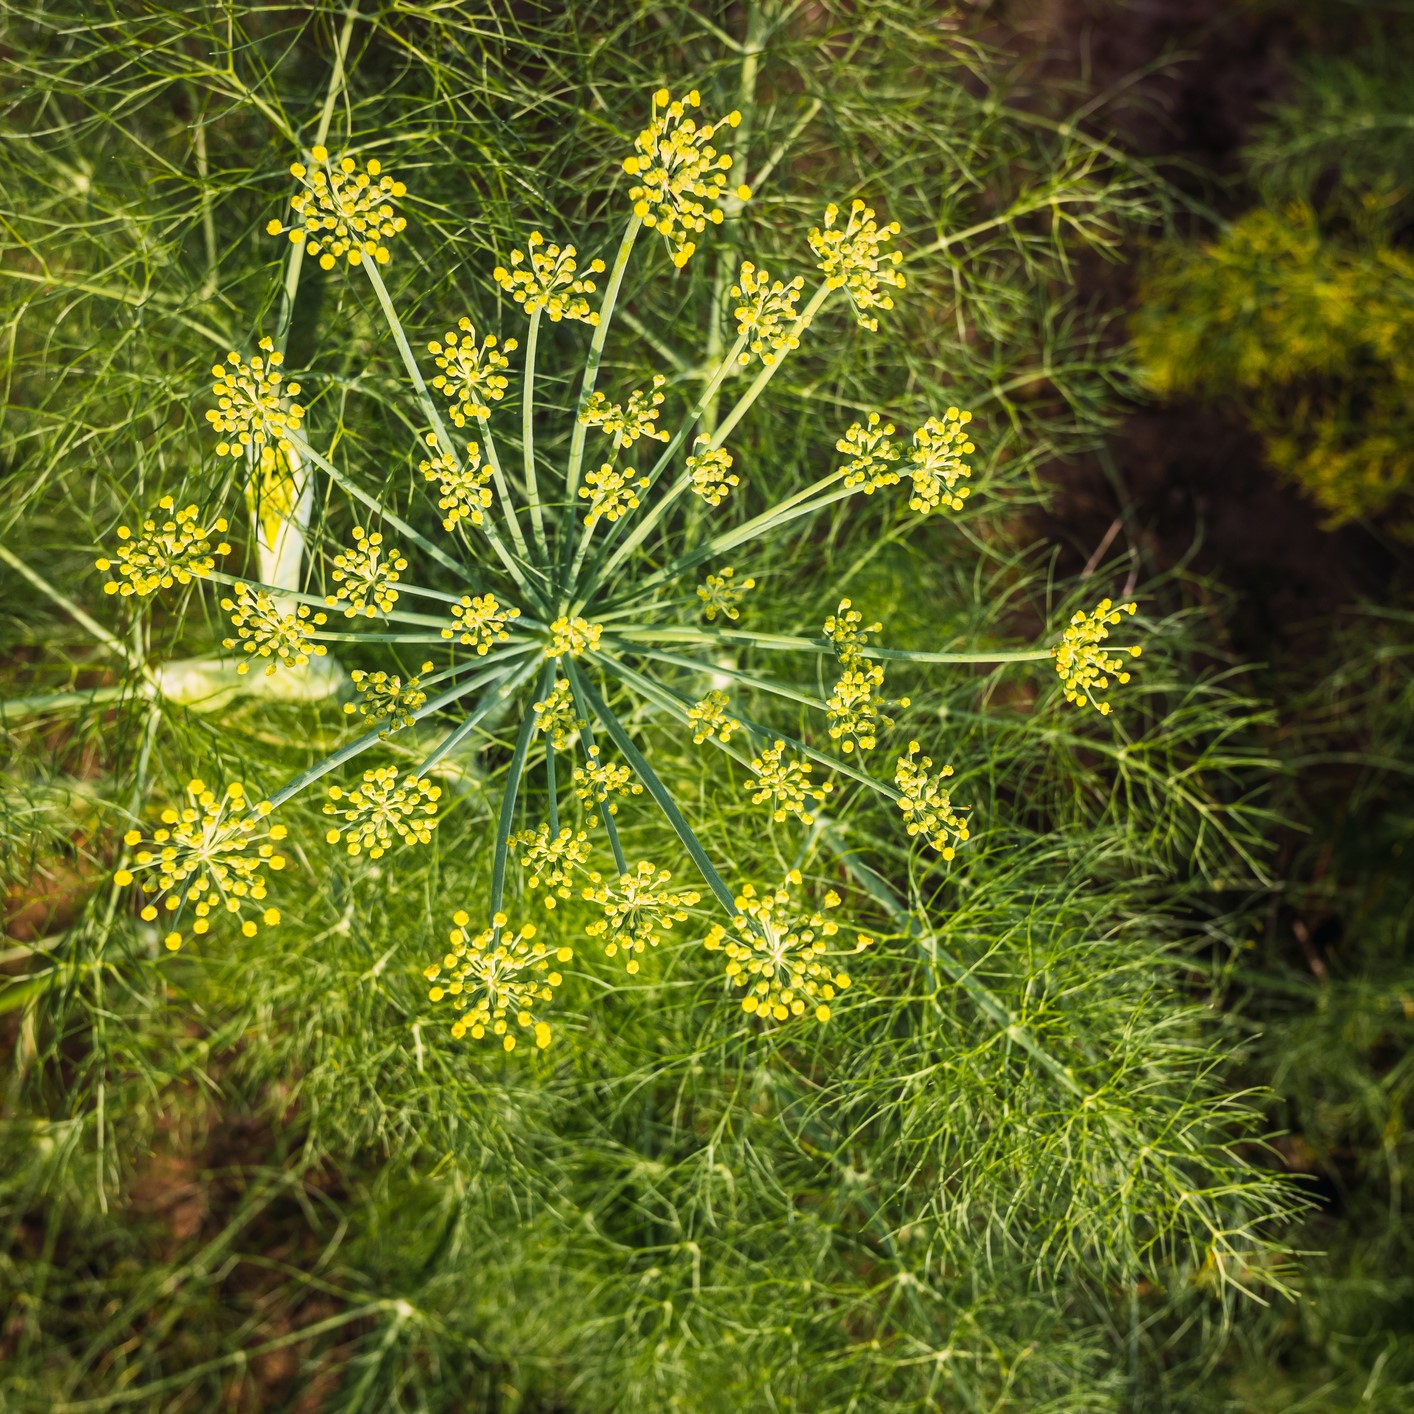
[414,654,541,776]
[519,307,549,555]
[545,743,560,836]
[474,418,532,562]
[206,570,452,628]
[610,625,1055,665]
[562,661,628,876]
[490,660,555,919]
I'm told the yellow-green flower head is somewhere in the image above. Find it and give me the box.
[113,779,286,953]
[580,463,649,526]
[494,232,605,323]
[546,616,602,658]
[427,319,518,425]
[206,337,305,459]
[220,582,328,676]
[837,413,902,493]
[572,744,643,827]
[580,375,670,449]
[343,662,432,736]
[1052,598,1142,716]
[808,199,905,332]
[704,869,867,1024]
[823,598,880,667]
[687,689,740,745]
[426,909,572,1050]
[685,436,738,507]
[326,527,407,617]
[420,438,493,531]
[442,592,519,654]
[268,148,407,269]
[732,261,806,366]
[895,741,970,858]
[532,677,585,750]
[747,740,832,825]
[624,88,748,269]
[698,566,755,622]
[516,823,592,908]
[827,663,908,755]
[584,860,701,973]
[908,409,975,513]
[96,497,231,597]
[323,766,441,857]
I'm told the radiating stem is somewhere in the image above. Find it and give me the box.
[562,660,628,876]
[490,660,555,920]
[610,624,1055,665]
[519,307,549,555]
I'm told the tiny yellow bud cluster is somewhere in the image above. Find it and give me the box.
[827,664,907,755]
[747,740,832,825]
[420,441,494,531]
[270,148,407,269]
[343,662,432,735]
[732,261,805,365]
[823,598,881,665]
[808,199,905,332]
[546,616,602,658]
[442,592,519,654]
[1053,598,1142,716]
[685,437,739,507]
[516,824,592,908]
[624,88,746,269]
[95,498,230,597]
[327,527,407,617]
[427,320,518,425]
[895,741,970,859]
[704,870,863,1024]
[687,689,740,745]
[221,582,328,676]
[428,910,572,1051]
[580,463,649,526]
[323,767,441,857]
[837,413,902,493]
[583,861,701,973]
[532,677,585,750]
[572,745,643,826]
[580,375,670,449]
[698,566,756,622]
[113,779,286,952]
[206,337,304,459]
[494,232,605,323]
[908,409,975,513]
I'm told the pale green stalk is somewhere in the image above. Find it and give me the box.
[562,662,629,876]
[609,624,1055,665]
[518,307,549,555]
[415,654,541,776]
[205,570,452,628]
[490,661,555,919]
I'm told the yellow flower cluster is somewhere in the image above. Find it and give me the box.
[114,779,286,952]
[580,375,669,449]
[823,598,880,665]
[323,767,441,857]
[532,678,585,750]
[624,88,747,269]
[808,199,905,331]
[837,413,902,493]
[420,440,494,531]
[704,871,866,1024]
[343,662,432,735]
[747,740,832,825]
[908,409,975,513]
[687,689,740,745]
[894,741,970,859]
[546,616,602,658]
[269,148,407,269]
[494,232,605,323]
[685,437,739,507]
[1053,598,1142,716]
[732,261,806,365]
[698,566,756,622]
[580,462,649,526]
[442,592,519,654]
[827,664,907,755]
[583,861,701,972]
[516,823,592,908]
[96,498,230,597]
[221,582,328,676]
[427,910,572,1051]
[206,337,304,459]
[427,320,517,425]
[572,745,643,826]
[327,527,407,617]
